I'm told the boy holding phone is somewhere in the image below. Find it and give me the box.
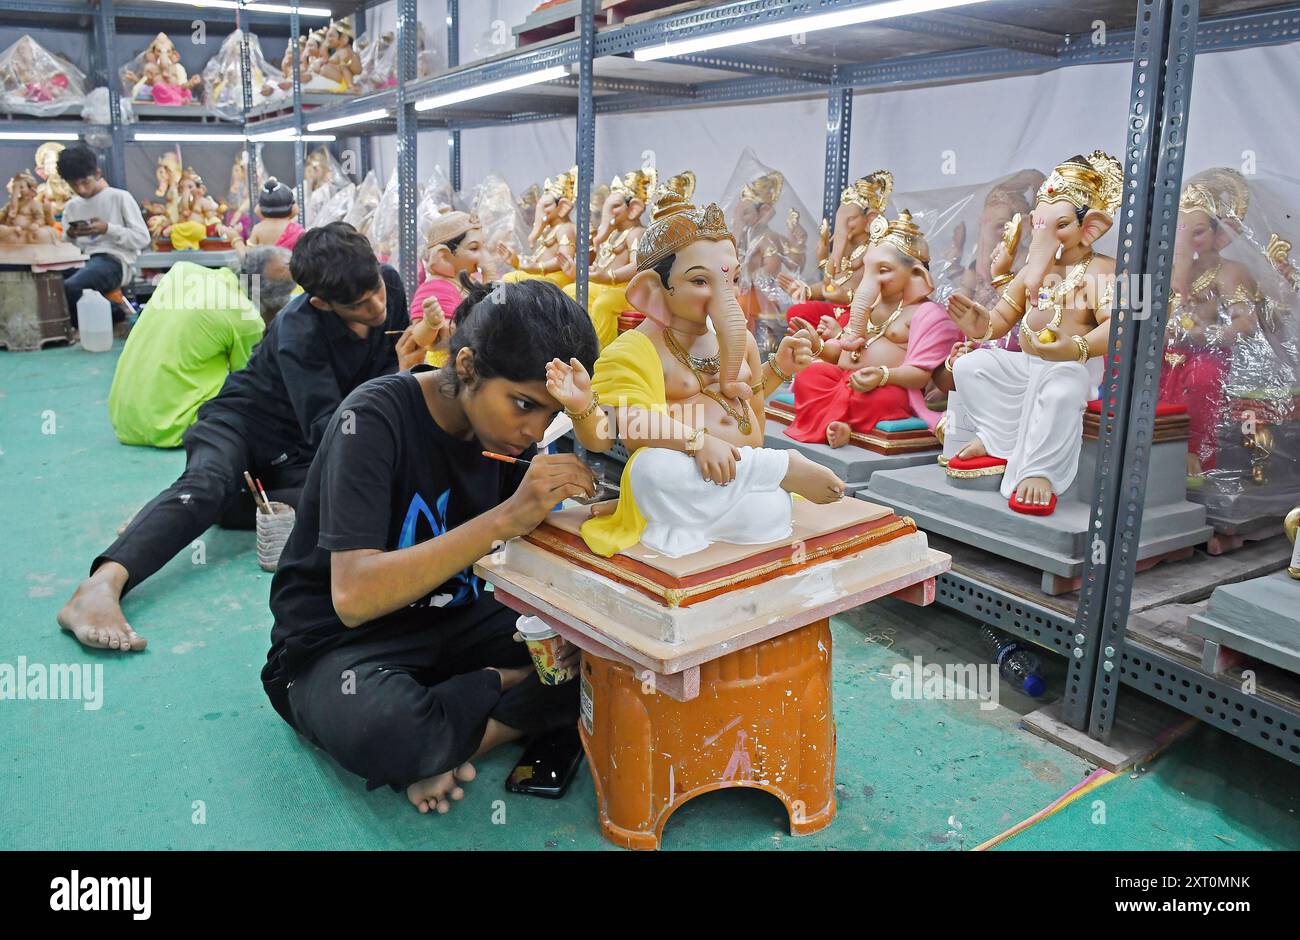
[57,144,150,326]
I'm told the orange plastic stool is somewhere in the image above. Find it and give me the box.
[578,618,835,850]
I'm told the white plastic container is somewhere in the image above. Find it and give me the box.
[77,290,113,352]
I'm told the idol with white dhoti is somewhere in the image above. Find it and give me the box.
[943,151,1123,515]
[546,186,845,558]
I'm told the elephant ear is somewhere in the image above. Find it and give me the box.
[626,268,673,328]
[909,261,935,299]
[1080,208,1113,249]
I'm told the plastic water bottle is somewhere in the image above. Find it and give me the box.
[77,290,113,352]
[980,626,1045,697]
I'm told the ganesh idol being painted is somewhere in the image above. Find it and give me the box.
[944,151,1123,516]
[497,166,578,288]
[784,210,962,449]
[562,166,659,350]
[546,185,846,559]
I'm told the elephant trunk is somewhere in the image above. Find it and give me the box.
[1018,225,1059,305]
[712,279,752,401]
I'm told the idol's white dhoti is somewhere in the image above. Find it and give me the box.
[952,347,1102,498]
[628,446,793,558]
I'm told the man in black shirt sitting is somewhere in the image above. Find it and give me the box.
[59,222,422,652]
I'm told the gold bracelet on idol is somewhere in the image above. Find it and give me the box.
[565,389,600,422]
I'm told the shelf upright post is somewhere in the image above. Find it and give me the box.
[447,0,461,192]
[238,5,259,203]
[821,75,852,227]
[292,1,305,225]
[94,0,127,189]
[396,0,420,299]
[356,6,371,183]
[1067,0,1202,735]
[574,0,596,309]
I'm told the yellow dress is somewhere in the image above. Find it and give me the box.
[170,219,207,251]
[502,268,574,288]
[579,329,667,557]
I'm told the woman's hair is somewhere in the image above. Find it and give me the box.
[258,177,295,218]
[442,274,598,394]
[290,221,381,304]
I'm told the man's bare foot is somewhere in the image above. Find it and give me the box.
[956,436,988,461]
[781,450,845,504]
[1014,476,1054,506]
[56,563,147,652]
[826,421,852,449]
[406,762,477,814]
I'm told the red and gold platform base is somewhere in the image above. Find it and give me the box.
[765,399,939,455]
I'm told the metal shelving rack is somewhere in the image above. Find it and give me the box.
[4,0,1299,767]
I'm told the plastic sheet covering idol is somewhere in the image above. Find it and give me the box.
[120,32,203,106]
[718,147,816,357]
[225,146,267,240]
[368,169,401,262]
[0,35,87,117]
[354,22,436,94]
[469,173,526,281]
[343,170,382,242]
[414,166,460,265]
[1159,167,1300,529]
[303,146,350,229]
[312,182,357,230]
[910,168,1048,355]
[201,30,287,121]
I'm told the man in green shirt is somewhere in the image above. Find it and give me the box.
[108,249,295,448]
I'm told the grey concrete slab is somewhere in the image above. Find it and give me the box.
[1188,571,1300,676]
[762,427,938,484]
[866,460,1213,581]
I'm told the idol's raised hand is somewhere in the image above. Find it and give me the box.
[413,296,450,347]
[782,317,820,372]
[946,292,993,342]
[778,271,810,305]
[818,314,844,340]
[545,357,593,414]
[495,242,519,268]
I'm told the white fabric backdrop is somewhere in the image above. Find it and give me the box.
[367,32,1298,237]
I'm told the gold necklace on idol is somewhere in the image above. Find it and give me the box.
[664,327,752,435]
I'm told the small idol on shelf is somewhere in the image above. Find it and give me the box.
[784,210,961,450]
[560,167,660,350]
[0,35,87,116]
[315,19,361,92]
[943,150,1124,516]
[498,167,578,287]
[0,171,61,245]
[167,190,209,251]
[202,29,287,121]
[122,32,202,105]
[780,170,893,340]
[33,141,74,220]
[549,183,842,559]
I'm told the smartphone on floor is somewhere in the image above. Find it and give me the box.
[505,727,584,799]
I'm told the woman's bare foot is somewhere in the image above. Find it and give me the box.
[56,563,147,652]
[956,436,988,461]
[826,421,852,449]
[406,762,477,814]
[781,450,845,504]
[1014,476,1054,506]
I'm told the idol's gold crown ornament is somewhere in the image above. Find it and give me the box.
[637,176,734,273]
[610,167,657,205]
[868,209,930,266]
[840,169,894,214]
[542,166,578,204]
[741,170,784,207]
[1036,151,1123,218]
[1179,167,1250,226]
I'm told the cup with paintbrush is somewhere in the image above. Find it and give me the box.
[247,470,295,571]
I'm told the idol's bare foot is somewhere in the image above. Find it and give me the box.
[826,422,853,449]
[56,562,147,652]
[782,450,845,503]
[406,763,477,815]
[1015,476,1054,507]
[956,436,989,461]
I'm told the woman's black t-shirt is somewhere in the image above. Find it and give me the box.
[261,369,530,718]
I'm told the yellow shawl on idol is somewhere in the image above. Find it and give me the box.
[579,329,668,557]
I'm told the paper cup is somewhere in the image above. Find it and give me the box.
[516,615,575,685]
